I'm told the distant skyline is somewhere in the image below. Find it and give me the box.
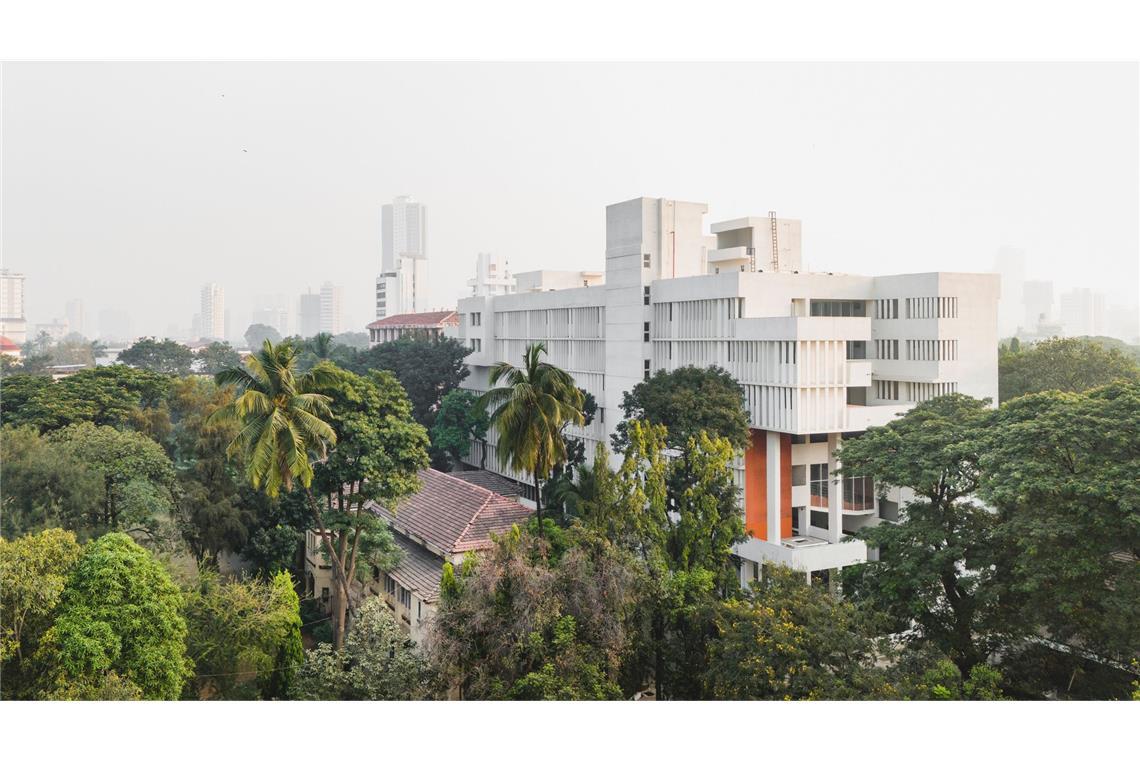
[2,62,1137,338]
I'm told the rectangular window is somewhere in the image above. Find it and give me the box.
[842,475,874,511]
[643,252,651,268]
[810,510,829,529]
[643,359,651,381]
[643,286,650,305]
[643,322,650,342]
[809,463,829,507]
[791,465,807,487]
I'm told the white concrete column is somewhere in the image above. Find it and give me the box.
[828,433,843,544]
[766,431,781,544]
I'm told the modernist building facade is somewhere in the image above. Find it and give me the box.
[456,197,999,583]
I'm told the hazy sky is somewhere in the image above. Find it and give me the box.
[2,62,1137,339]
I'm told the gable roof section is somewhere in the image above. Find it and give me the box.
[387,532,445,603]
[365,310,459,330]
[448,469,528,498]
[369,468,532,556]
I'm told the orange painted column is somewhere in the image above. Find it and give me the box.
[744,429,767,540]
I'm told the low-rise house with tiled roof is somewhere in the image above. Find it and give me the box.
[303,468,532,646]
[365,310,459,347]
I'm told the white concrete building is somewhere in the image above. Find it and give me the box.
[0,269,28,346]
[456,197,1000,583]
[366,310,459,347]
[319,281,343,335]
[376,196,429,319]
[469,252,517,297]
[199,282,225,342]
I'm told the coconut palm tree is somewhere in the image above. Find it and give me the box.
[212,339,338,497]
[477,342,584,537]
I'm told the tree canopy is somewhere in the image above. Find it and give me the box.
[613,365,750,451]
[39,533,190,700]
[838,394,1017,677]
[350,334,470,428]
[999,336,1139,402]
[119,337,195,375]
[979,381,1140,664]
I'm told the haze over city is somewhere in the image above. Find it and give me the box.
[2,61,1137,341]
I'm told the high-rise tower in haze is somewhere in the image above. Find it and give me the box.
[200,283,225,341]
[376,195,428,318]
[0,269,28,345]
[320,281,343,335]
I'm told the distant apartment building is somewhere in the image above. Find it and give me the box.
[297,291,322,337]
[65,299,86,338]
[0,269,28,346]
[1059,287,1106,337]
[366,310,459,347]
[319,281,343,335]
[1022,280,1054,332]
[199,283,225,341]
[992,246,1026,337]
[457,197,1000,584]
[33,319,71,342]
[376,196,428,318]
[304,468,531,646]
[250,307,290,337]
[469,253,517,297]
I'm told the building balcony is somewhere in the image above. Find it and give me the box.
[846,402,911,429]
[735,535,868,574]
[709,246,754,265]
[734,315,871,342]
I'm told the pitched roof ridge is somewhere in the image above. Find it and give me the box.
[454,491,496,551]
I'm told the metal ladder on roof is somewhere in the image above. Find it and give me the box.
[769,211,779,271]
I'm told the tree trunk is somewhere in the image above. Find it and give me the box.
[533,470,543,538]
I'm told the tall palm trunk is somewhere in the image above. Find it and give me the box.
[533,470,544,538]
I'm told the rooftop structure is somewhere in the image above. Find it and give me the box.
[366,309,459,346]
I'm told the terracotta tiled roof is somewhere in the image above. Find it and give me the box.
[368,468,532,555]
[449,469,528,498]
[388,532,445,603]
[365,310,459,330]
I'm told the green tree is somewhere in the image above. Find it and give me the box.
[167,377,252,565]
[212,340,337,498]
[39,533,190,700]
[476,342,585,538]
[613,365,750,451]
[838,394,1016,677]
[119,337,195,375]
[291,596,435,700]
[0,529,83,698]
[244,323,282,350]
[429,526,642,700]
[350,333,471,428]
[0,427,103,540]
[999,337,1139,402]
[979,382,1140,666]
[1,364,171,436]
[183,569,303,700]
[429,388,489,470]
[49,423,176,536]
[705,564,887,699]
[310,364,429,649]
[196,341,242,375]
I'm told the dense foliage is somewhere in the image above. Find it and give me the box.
[613,365,750,451]
[998,336,1139,402]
